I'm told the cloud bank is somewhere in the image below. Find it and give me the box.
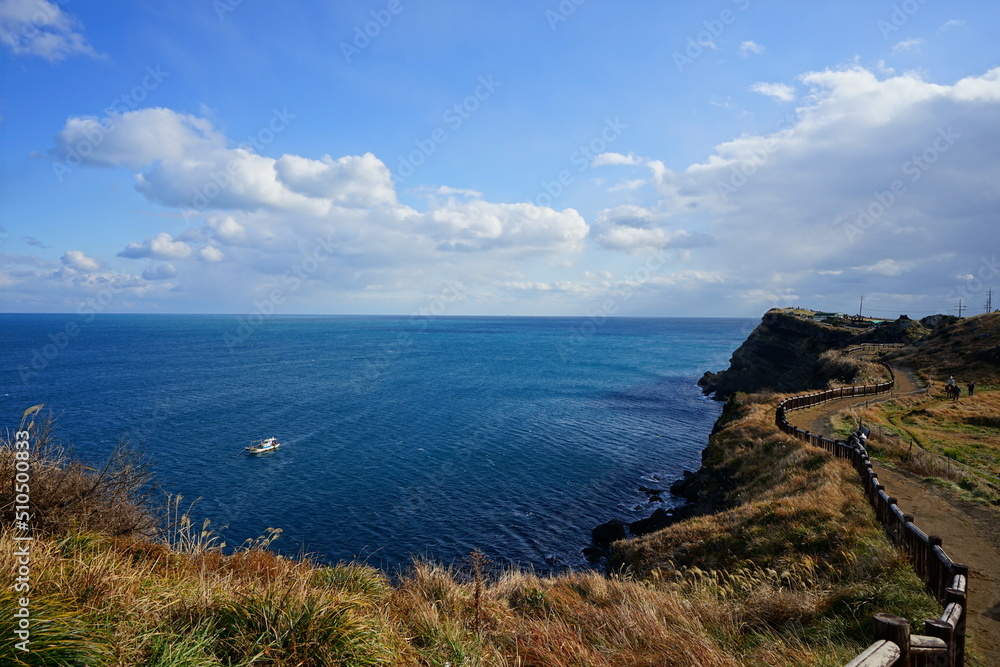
[8,65,1000,317]
[0,0,101,61]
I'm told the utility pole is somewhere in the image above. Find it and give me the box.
[955,299,965,318]
[858,294,864,317]
[987,288,994,314]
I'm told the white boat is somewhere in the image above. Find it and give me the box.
[245,437,281,454]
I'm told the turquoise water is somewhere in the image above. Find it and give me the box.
[1,314,753,572]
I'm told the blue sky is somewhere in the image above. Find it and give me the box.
[2,0,999,318]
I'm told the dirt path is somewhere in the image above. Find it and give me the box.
[787,364,1000,666]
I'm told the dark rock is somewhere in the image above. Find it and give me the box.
[591,519,628,546]
[629,508,672,537]
[697,370,722,395]
[670,470,701,500]
[638,485,667,495]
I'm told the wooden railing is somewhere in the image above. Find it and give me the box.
[774,360,969,667]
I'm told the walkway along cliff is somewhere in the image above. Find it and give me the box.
[774,347,969,667]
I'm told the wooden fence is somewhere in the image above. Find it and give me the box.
[773,356,968,667]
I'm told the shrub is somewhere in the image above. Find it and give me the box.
[1,409,158,539]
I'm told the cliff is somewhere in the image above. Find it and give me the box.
[591,309,885,555]
[697,309,860,399]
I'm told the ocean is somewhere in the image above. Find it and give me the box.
[1,314,753,572]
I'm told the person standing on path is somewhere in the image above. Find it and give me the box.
[968,380,975,397]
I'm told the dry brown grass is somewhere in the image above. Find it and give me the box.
[609,389,940,663]
[889,312,1000,384]
[816,350,891,389]
[0,412,159,539]
[5,523,857,666]
[829,390,1000,504]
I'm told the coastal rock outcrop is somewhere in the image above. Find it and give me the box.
[698,309,858,399]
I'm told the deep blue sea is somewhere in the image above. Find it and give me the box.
[1,314,752,572]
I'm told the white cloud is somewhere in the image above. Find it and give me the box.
[591,152,642,167]
[206,216,250,246]
[600,65,1000,313]
[0,0,101,61]
[892,38,922,53]
[591,205,714,254]
[875,60,895,76]
[740,40,765,56]
[859,259,916,277]
[141,263,178,280]
[60,250,102,272]
[749,82,796,102]
[422,200,587,255]
[199,246,224,262]
[43,106,595,311]
[51,108,324,215]
[274,153,397,207]
[938,19,965,32]
[53,108,226,170]
[118,233,193,260]
[434,185,482,198]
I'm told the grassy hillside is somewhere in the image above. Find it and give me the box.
[608,392,938,651]
[825,390,1000,509]
[889,312,1000,384]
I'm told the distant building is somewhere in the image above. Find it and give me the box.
[848,314,878,326]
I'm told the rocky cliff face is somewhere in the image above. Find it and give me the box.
[698,309,860,399]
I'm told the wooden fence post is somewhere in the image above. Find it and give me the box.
[919,620,952,667]
[926,536,942,598]
[874,613,911,667]
[945,576,967,667]
[902,514,915,557]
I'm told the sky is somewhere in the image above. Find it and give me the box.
[1,0,999,319]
